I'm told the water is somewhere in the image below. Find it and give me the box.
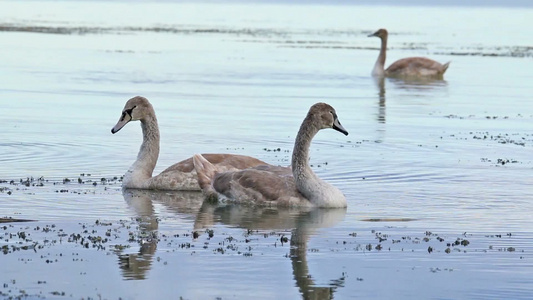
[1,1,532,299]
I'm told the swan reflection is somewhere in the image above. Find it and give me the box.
[119,189,346,298]
[117,190,203,280]
[373,75,448,126]
[388,76,448,91]
[374,76,386,124]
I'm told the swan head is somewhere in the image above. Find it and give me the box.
[111,96,154,134]
[309,103,348,136]
[368,28,388,39]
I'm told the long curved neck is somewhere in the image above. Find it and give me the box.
[291,115,322,203]
[291,114,347,207]
[372,36,387,76]
[125,114,160,188]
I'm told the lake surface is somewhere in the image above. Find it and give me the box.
[1,1,532,299]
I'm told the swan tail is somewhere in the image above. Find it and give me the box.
[192,154,219,202]
[441,61,451,74]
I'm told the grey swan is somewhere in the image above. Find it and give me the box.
[369,28,450,78]
[193,102,349,208]
[111,96,267,191]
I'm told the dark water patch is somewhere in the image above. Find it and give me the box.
[0,24,418,41]
[0,186,12,195]
[435,46,533,58]
[480,157,523,166]
[279,43,428,51]
[442,114,533,121]
[5,21,529,59]
[239,39,349,46]
[437,129,532,166]
[280,44,533,58]
[0,23,289,37]
[360,218,418,222]
[441,130,532,148]
[0,217,35,223]
[0,24,106,35]
[337,228,529,258]
[0,175,123,196]
[242,37,531,58]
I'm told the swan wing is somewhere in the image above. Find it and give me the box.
[161,153,268,174]
[213,165,307,206]
[387,57,447,76]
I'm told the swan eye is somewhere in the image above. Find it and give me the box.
[125,106,137,117]
[120,105,137,121]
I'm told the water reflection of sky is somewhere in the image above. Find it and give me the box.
[0,1,532,299]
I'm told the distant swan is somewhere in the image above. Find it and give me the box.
[111,96,267,191]
[368,28,450,78]
[193,102,349,208]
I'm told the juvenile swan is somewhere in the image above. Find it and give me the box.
[193,102,349,208]
[111,96,267,191]
[368,28,450,78]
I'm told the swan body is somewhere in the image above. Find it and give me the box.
[193,102,349,208]
[369,28,450,78]
[111,96,267,191]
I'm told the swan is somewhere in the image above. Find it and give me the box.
[368,28,450,78]
[193,102,349,208]
[111,96,267,191]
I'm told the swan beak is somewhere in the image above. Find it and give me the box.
[111,112,132,134]
[368,32,377,37]
[333,119,348,136]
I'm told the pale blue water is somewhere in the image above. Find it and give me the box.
[1,1,532,299]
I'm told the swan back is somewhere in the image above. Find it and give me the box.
[386,57,450,77]
[194,154,308,206]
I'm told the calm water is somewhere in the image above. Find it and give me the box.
[1,1,532,299]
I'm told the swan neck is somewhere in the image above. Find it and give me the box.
[372,35,387,76]
[291,113,347,207]
[380,35,387,65]
[291,116,320,199]
[127,115,160,186]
